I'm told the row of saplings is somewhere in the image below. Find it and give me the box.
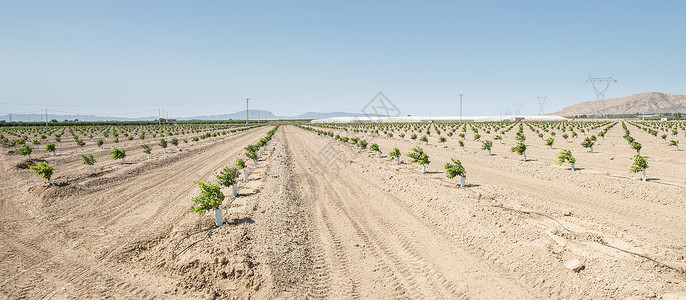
[187,125,279,226]
[25,126,266,187]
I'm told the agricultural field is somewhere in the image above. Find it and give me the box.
[1,120,685,298]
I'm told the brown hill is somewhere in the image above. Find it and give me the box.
[551,92,686,117]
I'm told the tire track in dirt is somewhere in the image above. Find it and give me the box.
[285,126,536,299]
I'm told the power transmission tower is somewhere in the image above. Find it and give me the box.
[246,98,249,125]
[515,103,524,117]
[459,94,464,123]
[536,95,548,115]
[587,74,617,118]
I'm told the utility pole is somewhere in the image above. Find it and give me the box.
[45,109,48,126]
[9,114,11,122]
[257,109,260,124]
[158,109,161,125]
[459,94,464,123]
[246,98,249,125]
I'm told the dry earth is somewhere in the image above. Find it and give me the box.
[1,123,686,299]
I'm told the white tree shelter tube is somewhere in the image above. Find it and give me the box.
[253,160,257,169]
[89,165,93,174]
[642,170,646,182]
[49,178,55,187]
[571,163,575,171]
[397,156,400,165]
[215,209,223,227]
[244,170,248,181]
[233,183,238,197]
[421,165,426,174]
[460,176,465,188]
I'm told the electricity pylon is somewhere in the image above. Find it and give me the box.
[587,75,617,118]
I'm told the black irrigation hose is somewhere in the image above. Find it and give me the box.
[600,242,684,274]
[490,204,574,232]
[491,203,685,275]
[171,226,217,259]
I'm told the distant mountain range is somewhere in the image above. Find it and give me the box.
[0,110,378,122]
[551,92,686,117]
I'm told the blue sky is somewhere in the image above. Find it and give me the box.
[1,1,685,118]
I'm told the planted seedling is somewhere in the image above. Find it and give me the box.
[581,137,594,153]
[159,138,168,153]
[217,166,240,197]
[481,140,493,156]
[662,134,668,143]
[545,137,555,149]
[370,143,381,157]
[630,154,648,182]
[171,138,179,150]
[81,154,96,174]
[141,144,152,160]
[110,148,127,164]
[19,144,33,160]
[188,181,225,227]
[235,157,248,180]
[420,135,429,145]
[45,143,56,156]
[96,139,104,149]
[458,140,465,152]
[406,146,430,174]
[510,142,527,161]
[556,149,576,171]
[631,141,642,155]
[439,136,447,148]
[388,147,402,164]
[245,145,259,168]
[30,162,55,186]
[668,140,679,151]
[494,135,503,144]
[444,158,466,187]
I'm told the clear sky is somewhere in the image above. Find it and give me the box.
[1,1,685,118]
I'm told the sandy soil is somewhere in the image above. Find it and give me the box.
[1,123,685,299]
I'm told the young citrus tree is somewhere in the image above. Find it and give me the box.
[245,146,259,169]
[581,137,594,153]
[556,149,576,171]
[19,144,33,160]
[439,136,447,148]
[630,154,648,182]
[370,143,381,157]
[631,141,642,155]
[494,135,503,144]
[668,140,679,151]
[562,133,569,142]
[159,138,168,153]
[358,139,368,151]
[458,140,465,152]
[235,157,248,181]
[171,137,179,150]
[45,143,56,156]
[444,158,466,187]
[545,137,555,149]
[406,146,430,174]
[82,154,96,174]
[141,144,152,160]
[75,139,86,152]
[96,139,104,149]
[30,162,55,186]
[217,166,240,197]
[420,135,429,145]
[662,134,668,143]
[110,148,127,164]
[388,147,401,164]
[481,140,493,156]
[188,180,225,227]
[473,133,481,141]
[510,142,528,161]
